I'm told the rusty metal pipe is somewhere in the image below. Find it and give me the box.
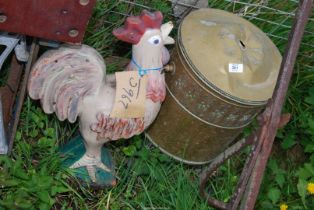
[199,131,260,209]
[240,0,313,209]
[199,134,256,209]
[0,55,24,128]
[8,40,39,154]
[199,0,313,209]
[0,54,24,154]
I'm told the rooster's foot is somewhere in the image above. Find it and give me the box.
[70,154,111,183]
[59,135,115,188]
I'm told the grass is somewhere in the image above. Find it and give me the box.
[1,0,314,209]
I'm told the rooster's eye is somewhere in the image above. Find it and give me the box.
[148,35,161,45]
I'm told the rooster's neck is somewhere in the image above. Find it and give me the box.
[129,45,163,71]
[126,46,165,103]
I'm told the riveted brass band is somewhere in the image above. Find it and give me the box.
[166,83,257,129]
[145,133,213,165]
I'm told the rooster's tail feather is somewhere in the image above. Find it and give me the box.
[28,45,106,123]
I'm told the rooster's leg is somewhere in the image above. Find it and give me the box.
[59,135,115,187]
[69,140,112,183]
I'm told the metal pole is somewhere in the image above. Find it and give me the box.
[0,99,8,154]
[8,40,39,154]
[240,0,313,209]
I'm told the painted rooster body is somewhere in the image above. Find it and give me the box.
[28,11,174,183]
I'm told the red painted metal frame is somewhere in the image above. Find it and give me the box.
[0,0,96,44]
[199,0,313,209]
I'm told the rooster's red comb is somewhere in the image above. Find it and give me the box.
[113,10,163,44]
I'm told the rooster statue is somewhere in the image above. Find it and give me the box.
[28,10,174,187]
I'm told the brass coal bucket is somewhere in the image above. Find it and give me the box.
[146,8,281,164]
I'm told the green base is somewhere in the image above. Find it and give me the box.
[59,135,116,188]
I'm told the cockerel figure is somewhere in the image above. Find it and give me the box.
[28,10,174,187]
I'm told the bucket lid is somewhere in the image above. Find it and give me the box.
[179,8,282,104]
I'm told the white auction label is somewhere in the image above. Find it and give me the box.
[228,63,243,73]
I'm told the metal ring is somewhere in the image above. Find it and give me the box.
[166,84,258,129]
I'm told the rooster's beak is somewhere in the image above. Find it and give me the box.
[161,21,175,45]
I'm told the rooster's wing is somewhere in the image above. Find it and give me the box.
[28,45,105,123]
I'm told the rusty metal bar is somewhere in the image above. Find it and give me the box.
[0,53,24,154]
[228,119,267,209]
[240,0,313,209]
[199,127,262,209]
[0,55,24,128]
[8,40,39,154]
[199,0,313,209]
[228,110,289,209]
[200,135,255,182]
[199,134,255,209]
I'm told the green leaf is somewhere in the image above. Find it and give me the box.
[304,163,314,176]
[29,129,39,138]
[304,143,314,153]
[51,185,69,196]
[223,195,231,203]
[0,156,13,168]
[137,148,149,159]
[260,200,274,209]
[37,191,51,204]
[134,162,150,176]
[305,88,314,105]
[310,154,314,163]
[297,179,307,208]
[267,187,281,204]
[276,129,284,139]
[15,131,22,141]
[305,96,314,105]
[13,168,29,180]
[39,165,48,176]
[275,173,285,188]
[297,167,311,180]
[44,128,55,138]
[134,137,142,149]
[30,112,40,124]
[281,132,296,150]
[39,202,50,210]
[37,176,53,189]
[0,199,15,208]
[16,200,33,209]
[268,159,283,175]
[122,145,137,157]
[39,122,45,129]
[38,137,54,147]
[307,87,314,95]
[308,118,314,133]
[4,179,19,187]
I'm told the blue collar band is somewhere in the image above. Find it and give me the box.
[131,58,163,76]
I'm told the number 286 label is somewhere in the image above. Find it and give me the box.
[110,71,147,118]
[228,63,243,73]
